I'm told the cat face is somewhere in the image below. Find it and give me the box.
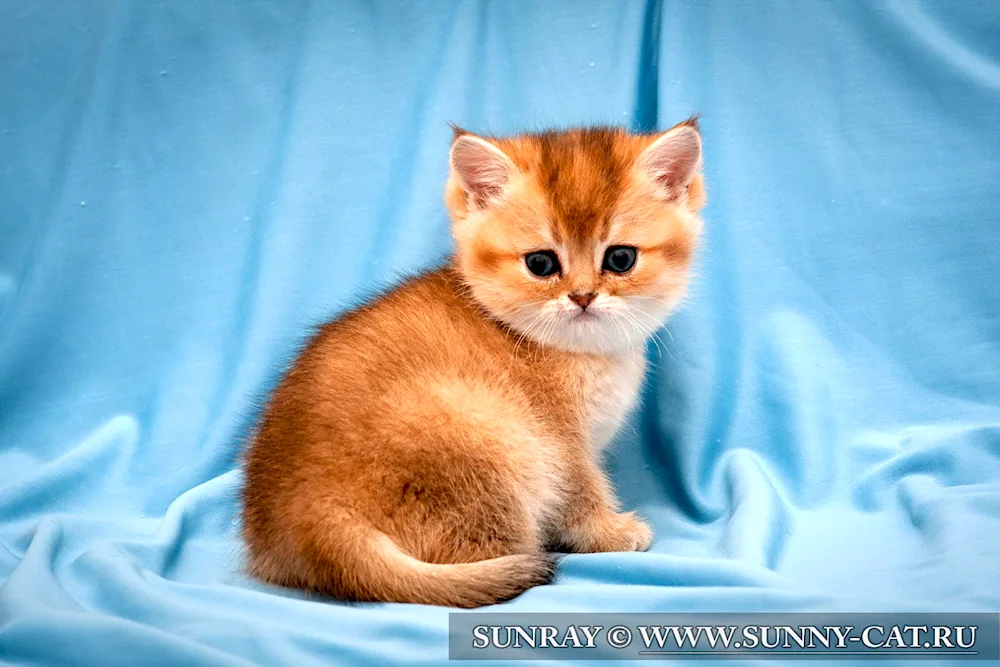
[445,121,705,355]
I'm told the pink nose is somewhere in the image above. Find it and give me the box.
[568,292,596,310]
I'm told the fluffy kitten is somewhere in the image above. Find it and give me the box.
[241,118,706,607]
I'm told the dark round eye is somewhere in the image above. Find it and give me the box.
[602,245,637,273]
[524,251,561,277]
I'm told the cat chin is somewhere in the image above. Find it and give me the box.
[509,313,652,356]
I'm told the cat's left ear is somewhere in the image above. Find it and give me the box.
[637,123,703,204]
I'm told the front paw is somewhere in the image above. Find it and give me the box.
[582,512,653,553]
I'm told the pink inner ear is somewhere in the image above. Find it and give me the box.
[639,127,702,199]
[450,136,515,208]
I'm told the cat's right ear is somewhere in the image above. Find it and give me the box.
[448,134,518,211]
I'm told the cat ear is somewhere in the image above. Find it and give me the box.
[637,124,702,201]
[449,134,518,210]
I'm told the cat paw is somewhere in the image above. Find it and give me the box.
[605,512,653,552]
[572,512,652,553]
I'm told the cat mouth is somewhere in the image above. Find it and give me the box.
[570,310,599,322]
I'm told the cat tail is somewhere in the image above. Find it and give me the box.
[304,519,558,608]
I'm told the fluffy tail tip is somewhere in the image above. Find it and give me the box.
[487,552,560,605]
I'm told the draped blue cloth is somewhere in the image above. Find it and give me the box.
[1,1,998,664]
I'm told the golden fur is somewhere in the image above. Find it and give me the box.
[241,119,706,607]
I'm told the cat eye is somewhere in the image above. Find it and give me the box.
[602,246,638,274]
[524,251,561,277]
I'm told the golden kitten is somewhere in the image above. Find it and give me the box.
[241,118,706,607]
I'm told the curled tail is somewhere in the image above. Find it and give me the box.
[286,518,557,608]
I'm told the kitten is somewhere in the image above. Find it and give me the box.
[241,118,706,608]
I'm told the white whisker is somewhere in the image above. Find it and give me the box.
[621,308,672,362]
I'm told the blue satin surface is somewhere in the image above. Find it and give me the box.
[1,1,999,665]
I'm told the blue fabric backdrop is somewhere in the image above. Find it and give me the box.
[1,1,999,665]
